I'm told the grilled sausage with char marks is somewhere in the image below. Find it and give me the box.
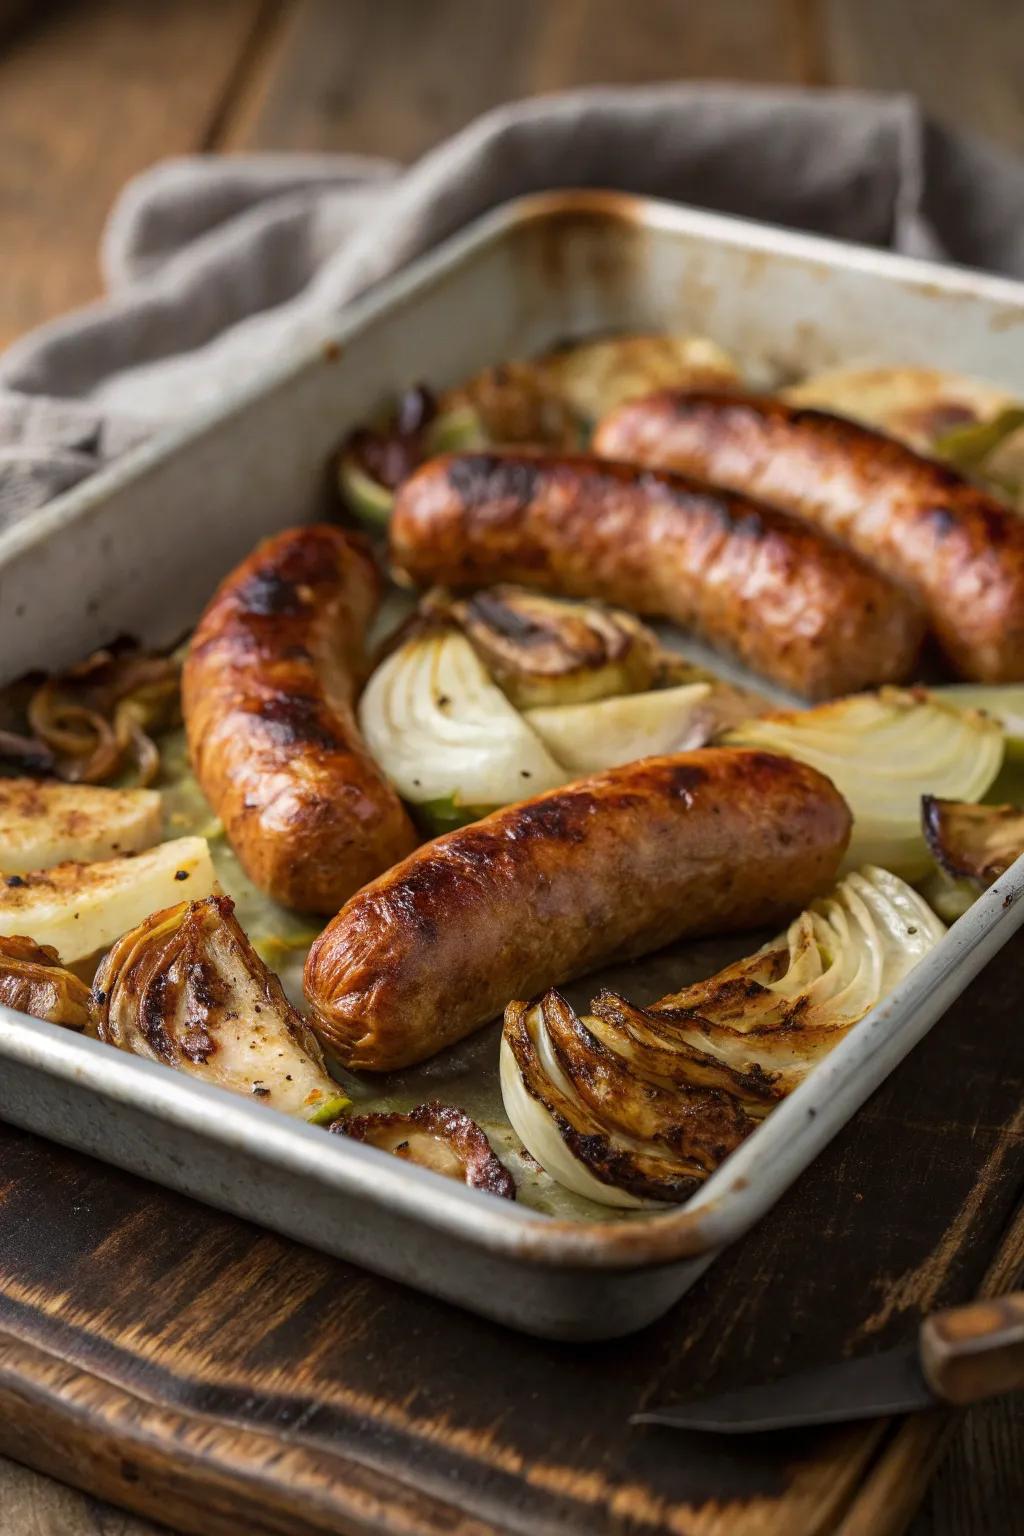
[389,452,924,699]
[303,748,852,1070]
[183,525,418,913]
[594,390,1024,682]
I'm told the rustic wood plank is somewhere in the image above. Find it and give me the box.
[0,1450,170,1536]
[0,0,272,349]
[237,0,808,159]
[824,0,1024,151]
[1,928,1023,1536]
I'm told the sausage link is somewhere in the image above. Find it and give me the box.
[389,452,924,700]
[594,391,1024,682]
[304,748,851,1070]
[183,525,418,913]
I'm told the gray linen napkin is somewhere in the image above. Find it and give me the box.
[2,84,1023,527]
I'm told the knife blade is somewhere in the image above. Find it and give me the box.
[632,1343,933,1434]
[632,1290,1024,1434]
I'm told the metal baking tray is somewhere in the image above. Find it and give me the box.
[2,191,1024,1340]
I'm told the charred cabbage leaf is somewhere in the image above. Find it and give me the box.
[0,777,162,875]
[93,894,349,1123]
[501,866,945,1207]
[332,1101,515,1198]
[922,796,1024,887]
[724,689,1003,880]
[0,935,93,1031]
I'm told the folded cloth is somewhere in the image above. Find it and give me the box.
[2,84,1023,526]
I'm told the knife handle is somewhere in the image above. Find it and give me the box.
[920,1291,1024,1406]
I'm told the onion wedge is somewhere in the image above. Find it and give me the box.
[357,628,566,819]
[501,866,945,1207]
[725,689,1003,879]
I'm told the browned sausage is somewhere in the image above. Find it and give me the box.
[303,748,851,1070]
[388,452,924,700]
[594,390,1024,683]
[183,525,417,913]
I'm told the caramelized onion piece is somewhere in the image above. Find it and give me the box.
[332,1101,516,1198]
[0,935,93,1031]
[93,894,348,1123]
[20,644,181,786]
[922,796,1024,885]
[449,586,667,709]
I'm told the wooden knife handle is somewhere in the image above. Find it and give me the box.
[920,1292,1024,1406]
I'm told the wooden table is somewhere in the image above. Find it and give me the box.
[1,4,1023,1533]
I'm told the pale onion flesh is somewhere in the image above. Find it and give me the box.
[0,935,93,1031]
[357,628,566,809]
[922,797,1024,887]
[501,866,945,1207]
[93,894,349,1123]
[724,689,1003,880]
[524,683,714,773]
[332,1101,515,1198]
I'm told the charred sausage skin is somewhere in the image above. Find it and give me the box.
[183,525,417,913]
[594,391,1024,683]
[389,452,924,699]
[304,748,852,1071]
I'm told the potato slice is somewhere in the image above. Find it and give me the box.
[0,836,214,963]
[0,778,162,875]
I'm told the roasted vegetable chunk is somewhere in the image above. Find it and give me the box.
[93,894,348,1124]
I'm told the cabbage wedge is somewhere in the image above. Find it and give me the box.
[724,689,1003,879]
[93,894,349,1124]
[357,628,567,826]
[501,867,945,1207]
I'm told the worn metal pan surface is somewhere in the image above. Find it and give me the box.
[1,191,1023,1338]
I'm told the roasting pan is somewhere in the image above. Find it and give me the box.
[2,191,1024,1339]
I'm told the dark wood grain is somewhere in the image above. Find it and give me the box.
[1,929,1023,1536]
[0,0,271,349]
[4,2,1024,1531]
[236,0,807,160]
[824,0,1024,152]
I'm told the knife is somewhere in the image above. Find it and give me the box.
[633,1292,1024,1434]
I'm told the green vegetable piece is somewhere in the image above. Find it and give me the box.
[337,453,394,532]
[428,404,489,453]
[306,1093,352,1127]
[412,795,499,837]
[337,406,489,533]
[933,407,1024,472]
